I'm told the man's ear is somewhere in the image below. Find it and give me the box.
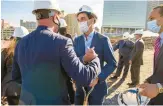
[88,18,95,26]
[91,18,95,24]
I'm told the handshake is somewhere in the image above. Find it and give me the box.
[83,47,98,63]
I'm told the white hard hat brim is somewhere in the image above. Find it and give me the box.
[134,33,143,35]
[12,26,29,38]
[32,9,61,14]
[117,87,150,105]
[12,34,28,38]
[77,11,97,19]
[32,0,61,14]
[134,30,144,35]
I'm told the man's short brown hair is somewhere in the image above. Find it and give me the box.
[154,5,163,16]
[34,9,51,20]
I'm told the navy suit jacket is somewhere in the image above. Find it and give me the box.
[113,39,134,60]
[74,32,116,87]
[12,26,101,105]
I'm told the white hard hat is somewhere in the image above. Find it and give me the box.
[32,0,60,14]
[118,87,150,106]
[59,18,67,27]
[77,5,97,19]
[134,29,144,35]
[12,26,29,38]
[94,26,99,31]
[122,32,130,39]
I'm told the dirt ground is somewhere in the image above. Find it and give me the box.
[103,49,153,105]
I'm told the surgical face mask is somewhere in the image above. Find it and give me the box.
[147,20,161,33]
[79,21,89,33]
[49,11,60,26]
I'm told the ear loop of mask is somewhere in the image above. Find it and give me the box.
[55,17,60,33]
[55,16,60,28]
[86,18,94,32]
[49,11,61,31]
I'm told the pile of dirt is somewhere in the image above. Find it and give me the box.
[142,37,157,49]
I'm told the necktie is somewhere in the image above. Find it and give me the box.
[154,36,161,65]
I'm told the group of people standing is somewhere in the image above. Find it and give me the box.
[111,5,163,105]
[1,0,163,105]
[111,30,144,87]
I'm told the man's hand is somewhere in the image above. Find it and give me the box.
[129,60,132,64]
[137,83,159,98]
[89,78,99,87]
[83,47,98,63]
[1,96,7,105]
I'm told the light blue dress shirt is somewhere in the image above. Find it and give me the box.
[83,31,94,52]
[160,32,163,46]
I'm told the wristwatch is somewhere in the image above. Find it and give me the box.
[156,83,163,93]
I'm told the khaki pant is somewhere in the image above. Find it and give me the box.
[130,65,141,84]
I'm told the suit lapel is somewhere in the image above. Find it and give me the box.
[155,45,163,70]
[135,39,141,47]
[81,35,86,54]
[133,40,139,49]
[90,32,98,48]
[121,40,126,47]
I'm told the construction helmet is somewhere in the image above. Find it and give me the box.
[94,26,100,32]
[59,18,67,28]
[134,29,144,35]
[77,5,97,20]
[32,0,61,21]
[118,87,150,106]
[122,32,130,39]
[12,26,29,38]
[32,0,60,14]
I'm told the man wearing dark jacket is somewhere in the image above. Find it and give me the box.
[58,18,75,104]
[12,1,101,105]
[128,30,144,87]
[110,33,134,80]
[74,5,117,105]
[138,5,163,105]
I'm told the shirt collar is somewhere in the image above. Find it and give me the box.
[83,31,94,40]
[160,32,163,40]
[136,38,141,42]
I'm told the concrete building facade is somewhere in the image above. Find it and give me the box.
[102,0,163,36]
[64,14,81,37]
[20,20,37,33]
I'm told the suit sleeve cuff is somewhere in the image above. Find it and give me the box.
[79,56,86,64]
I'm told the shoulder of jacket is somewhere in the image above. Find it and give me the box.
[96,33,111,43]
[74,34,83,42]
[139,39,144,43]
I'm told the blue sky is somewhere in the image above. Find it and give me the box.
[1,0,104,27]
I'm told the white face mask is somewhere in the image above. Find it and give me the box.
[147,20,161,33]
[79,21,89,33]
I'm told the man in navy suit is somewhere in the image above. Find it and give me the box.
[110,33,134,80]
[12,1,101,105]
[74,5,117,105]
